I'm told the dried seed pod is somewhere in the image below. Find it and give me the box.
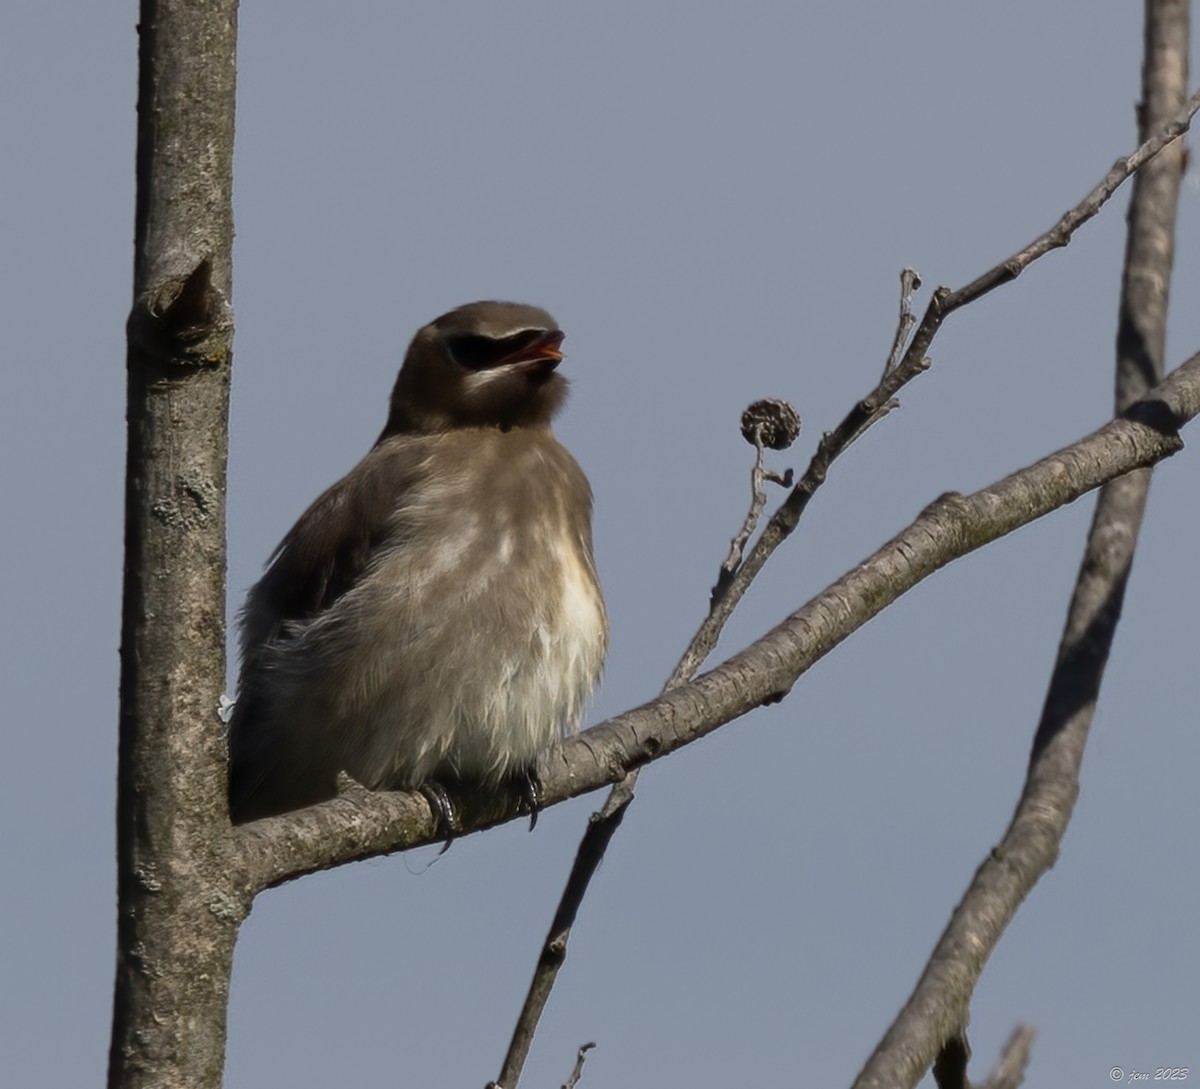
[740,399,801,450]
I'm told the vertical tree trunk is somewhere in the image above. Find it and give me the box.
[109,3,243,1087]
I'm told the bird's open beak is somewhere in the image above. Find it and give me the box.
[502,330,565,374]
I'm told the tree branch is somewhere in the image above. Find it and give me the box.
[110,2,241,1088]
[853,4,1189,1085]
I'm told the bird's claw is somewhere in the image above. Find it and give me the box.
[420,781,458,848]
[512,768,543,831]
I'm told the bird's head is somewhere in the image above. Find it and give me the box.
[384,301,569,435]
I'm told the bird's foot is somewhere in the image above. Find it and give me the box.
[509,768,543,831]
[419,781,459,847]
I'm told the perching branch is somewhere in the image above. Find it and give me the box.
[853,3,1190,1085]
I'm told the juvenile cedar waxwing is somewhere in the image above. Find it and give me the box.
[228,301,607,824]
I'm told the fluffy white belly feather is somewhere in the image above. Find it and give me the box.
[268,490,606,789]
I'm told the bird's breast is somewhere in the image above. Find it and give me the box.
[317,430,606,786]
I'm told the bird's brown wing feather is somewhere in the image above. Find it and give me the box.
[239,439,424,653]
[228,440,426,822]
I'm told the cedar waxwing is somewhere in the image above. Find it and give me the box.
[228,301,607,825]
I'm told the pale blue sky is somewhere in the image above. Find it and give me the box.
[3,2,1198,1086]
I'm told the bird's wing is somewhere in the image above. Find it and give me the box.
[238,438,424,654]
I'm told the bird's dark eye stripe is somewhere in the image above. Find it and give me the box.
[448,330,544,370]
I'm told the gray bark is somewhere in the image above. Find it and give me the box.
[110,3,242,1087]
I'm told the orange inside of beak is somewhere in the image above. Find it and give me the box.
[503,330,565,369]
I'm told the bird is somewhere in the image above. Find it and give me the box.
[228,301,607,825]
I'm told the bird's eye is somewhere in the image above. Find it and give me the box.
[447,331,546,370]
[447,335,500,370]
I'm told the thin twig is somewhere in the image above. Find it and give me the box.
[562,1042,596,1089]
[719,438,780,589]
[979,1026,1036,1089]
[716,405,799,602]
[883,268,923,378]
[491,808,627,1089]
[940,85,1197,315]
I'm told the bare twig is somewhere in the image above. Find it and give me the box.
[716,400,801,600]
[940,85,1196,315]
[979,1026,1036,1089]
[718,435,771,577]
[491,803,627,1089]
[562,1042,596,1089]
[883,268,923,378]
[853,5,1189,1086]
